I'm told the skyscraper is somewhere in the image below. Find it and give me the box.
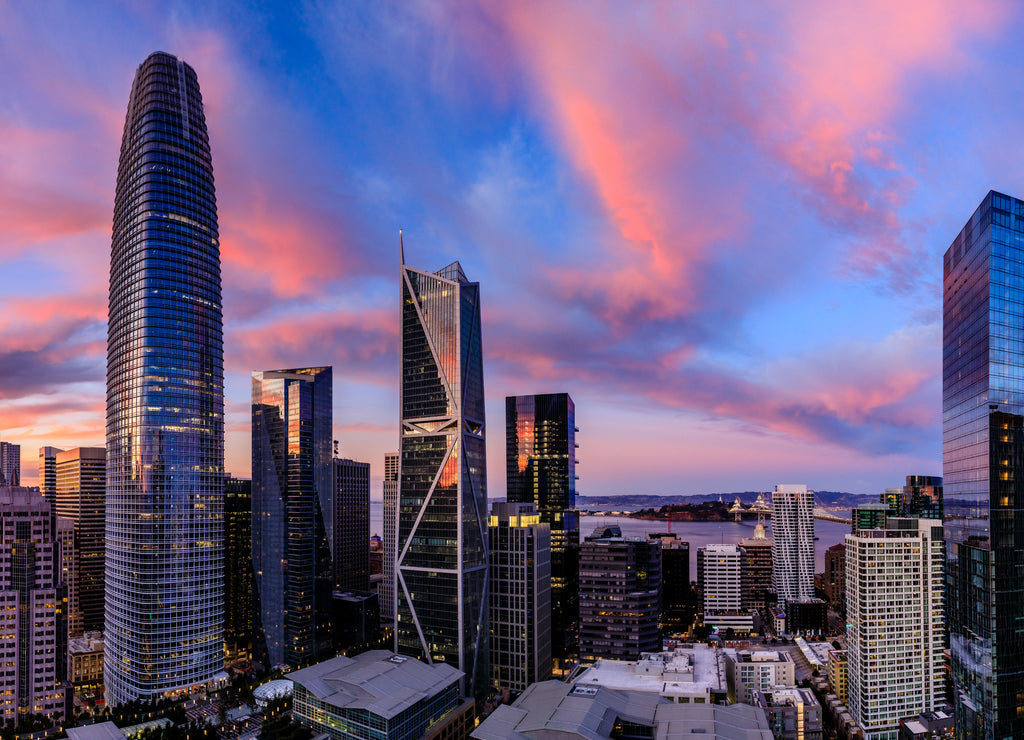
[224,476,254,661]
[489,502,551,692]
[0,487,68,720]
[55,447,106,635]
[105,51,224,705]
[397,255,488,699]
[943,190,1024,739]
[0,441,20,487]
[579,529,661,662]
[771,484,814,606]
[382,452,398,621]
[334,457,370,592]
[252,367,333,669]
[846,518,945,740]
[506,393,578,671]
[38,446,62,508]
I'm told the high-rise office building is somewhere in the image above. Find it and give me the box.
[697,544,755,634]
[0,487,68,720]
[649,533,690,630]
[943,190,1024,739]
[0,441,20,487]
[105,52,224,705]
[55,447,105,635]
[846,518,945,740]
[489,502,551,692]
[382,453,398,621]
[506,393,578,670]
[579,530,661,661]
[224,476,253,661]
[334,457,371,592]
[738,534,772,613]
[901,475,943,519]
[38,447,62,508]
[397,256,488,699]
[771,485,814,606]
[823,543,845,611]
[252,367,333,669]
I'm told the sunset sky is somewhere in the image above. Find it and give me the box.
[2,1,1022,497]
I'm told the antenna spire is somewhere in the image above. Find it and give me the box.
[399,228,405,266]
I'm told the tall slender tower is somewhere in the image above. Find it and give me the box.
[771,484,814,606]
[397,253,488,700]
[381,452,398,621]
[506,393,579,671]
[944,191,1024,739]
[105,52,224,704]
[38,447,63,508]
[55,447,106,635]
[252,367,333,668]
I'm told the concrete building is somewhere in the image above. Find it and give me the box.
[55,447,105,636]
[846,519,944,740]
[823,544,845,611]
[381,452,398,621]
[38,447,62,509]
[0,487,68,720]
[697,544,755,634]
[489,502,551,692]
[572,646,728,705]
[726,650,796,704]
[579,531,660,661]
[68,632,104,687]
[827,649,848,704]
[473,681,773,740]
[289,651,472,740]
[751,688,823,740]
[771,485,814,606]
[334,457,371,592]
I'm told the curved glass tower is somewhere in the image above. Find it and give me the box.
[105,52,223,704]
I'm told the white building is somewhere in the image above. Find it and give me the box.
[572,646,727,704]
[725,650,796,704]
[697,544,755,633]
[771,485,815,605]
[0,487,68,720]
[846,518,945,740]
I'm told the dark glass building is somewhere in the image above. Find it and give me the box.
[224,476,253,661]
[506,393,578,670]
[334,457,371,592]
[105,52,223,704]
[55,447,106,635]
[252,367,333,669]
[943,190,1024,739]
[397,256,488,700]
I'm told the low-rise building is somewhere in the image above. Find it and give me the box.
[725,650,796,703]
[827,650,847,704]
[68,631,104,687]
[572,646,727,704]
[751,688,823,740]
[288,651,471,740]
[473,681,773,740]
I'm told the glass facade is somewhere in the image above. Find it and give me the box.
[252,367,333,669]
[396,259,488,700]
[224,475,254,660]
[505,393,579,669]
[105,52,224,705]
[943,191,1024,740]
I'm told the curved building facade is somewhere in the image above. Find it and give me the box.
[105,52,224,704]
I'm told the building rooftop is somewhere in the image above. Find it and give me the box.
[67,723,124,740]
[287,650,462,719]
[572,647,725,700]
[473,681,771,740]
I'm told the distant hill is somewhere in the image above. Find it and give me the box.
[576,491,880,510]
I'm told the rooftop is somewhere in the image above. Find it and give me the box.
[287,650,462,719]
[572,647,725,699]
